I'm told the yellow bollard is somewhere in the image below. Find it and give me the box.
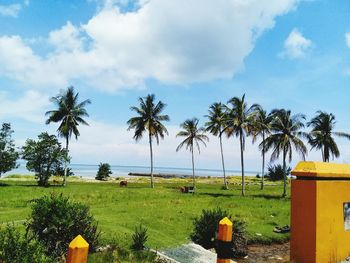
[66,235,89,263]
[217,217,232,263]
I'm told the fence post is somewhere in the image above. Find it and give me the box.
[217,217,232,263]
[66,235,89,263]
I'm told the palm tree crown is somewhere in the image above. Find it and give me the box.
[204,102,228,188]
[262,109,307,197]
[45,86,91,186]
[127,94,169,188]
[307,111,350,162]
[176,118,208,189]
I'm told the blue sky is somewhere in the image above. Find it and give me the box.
[1,0,350,172]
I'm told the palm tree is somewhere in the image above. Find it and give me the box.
[251,106,272,190]
[204,102,228,189]
[225,94,259,196]
[307,111,350,162]
[45,86,91,186]
[176,118,208,190]
[127,94,169,188]
[262,109,307,197]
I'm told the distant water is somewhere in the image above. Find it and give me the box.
[4,162,259,179]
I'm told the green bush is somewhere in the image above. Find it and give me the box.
[190,208,248,258]
[26,193,100,258]
[267,164,291,181]
[96,163,112,181]
[131,224,148,250]
[0,224,54,263]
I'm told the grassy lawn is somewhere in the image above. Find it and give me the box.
[0,176,290,250]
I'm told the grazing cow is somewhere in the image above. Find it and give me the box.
[119,180,128,187]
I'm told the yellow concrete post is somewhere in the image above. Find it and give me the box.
[291,161,350,263]
[217,217,232,263]
[66,235,89,263]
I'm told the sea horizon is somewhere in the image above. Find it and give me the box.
[4,162,259,179]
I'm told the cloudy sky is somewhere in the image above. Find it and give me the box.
[1,0,350,173]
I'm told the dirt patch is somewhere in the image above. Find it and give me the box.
[236,242,289,263]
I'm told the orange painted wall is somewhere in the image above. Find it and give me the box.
[315,181,350,262]
[291,180,317,263]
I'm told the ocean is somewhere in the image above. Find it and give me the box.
[4,162,259,179]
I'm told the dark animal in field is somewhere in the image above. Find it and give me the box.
[119,180,128,187]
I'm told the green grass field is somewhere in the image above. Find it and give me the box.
[0,176,290,250]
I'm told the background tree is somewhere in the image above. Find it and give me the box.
[262,109,307,197]
[251,107,272,190]
[204,102,228,189]
[127,94,169,188]
[96,163,112,181]
[45,86,91,186]
[0,123,19,177]
[225,94,259,196]
[22,133,67,186]
[307,111,350,162]
[176,118,208,190]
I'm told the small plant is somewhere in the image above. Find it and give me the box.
[26,193,100,258]
[0,224,54,263]
[131,224,148,250]
[96,163,112,181]
[190,208,248,258]
[267,164,291,181]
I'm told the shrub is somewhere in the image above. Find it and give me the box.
[26,193,100,258]
[190,208,248,258]
[0,224,54,263]
[0,123,19,177]
[267,164,291,181]
[96,162,112,181]
[131,225,148,250]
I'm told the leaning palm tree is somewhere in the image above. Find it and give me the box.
[127,94,169,188]
[176,118,208,190]
[204,102,228,189]
[262,109,307,197]
[225,94,259,196]
[307,111,350,162]
[45,86,91,186]
[251,106,272,190]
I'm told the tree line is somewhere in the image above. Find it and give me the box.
[1,87,349,196]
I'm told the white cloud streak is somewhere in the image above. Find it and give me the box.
[0,3,21,17]
[280,28,312,59]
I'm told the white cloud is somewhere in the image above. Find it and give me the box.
[0,0,298,91]
[0,90,50,123]
[345,32,350,48]
[280,28,312,59]
[0,3,21,17]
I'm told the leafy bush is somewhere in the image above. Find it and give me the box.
[0,224,54,263]
[131,225,148,250]
[190,208,247,258]
[26,193,100,258]
[267,164,291,181]
[22,133,67,186]
[96,162,112,181]
[0,123,19,177]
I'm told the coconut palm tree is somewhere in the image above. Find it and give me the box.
[127,94,169,188]
[262,109,307,197]
[251,106,272,190]
[225,94,259,196]
[204,102,228,189]
[45,86,91,186]
[307,111,350,162]
[176,118,208,190]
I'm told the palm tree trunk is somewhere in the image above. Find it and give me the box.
[191,147,195,191]
[240,131,245,196]
[219,134,227,189]
[261,132,265,190]
[63,137,69,186]
[149,132,154,188]
[282,147,287,197]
